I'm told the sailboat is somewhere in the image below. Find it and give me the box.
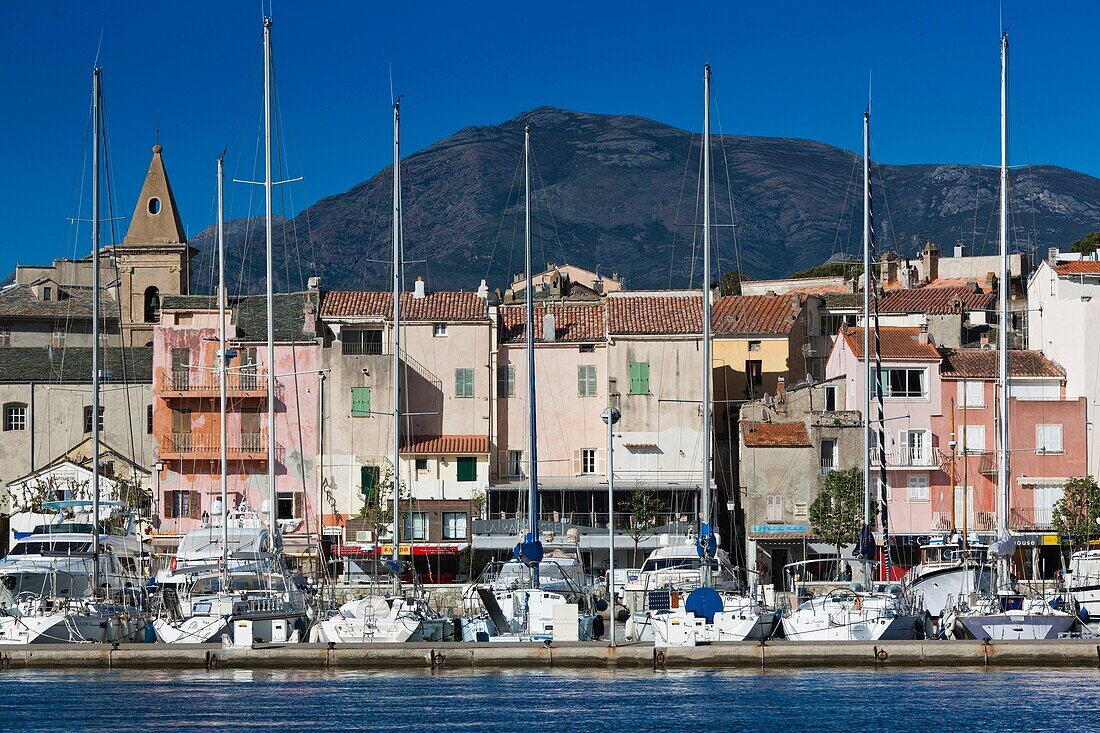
[639,65,776,647]
[315,99,447,644]
[152,18,310,645]
[945,32,1075,641]
[0,68,149,645]
[780,101,925,642]
[465,123,602,643]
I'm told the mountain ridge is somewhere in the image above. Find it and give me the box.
[187,106,1100,294]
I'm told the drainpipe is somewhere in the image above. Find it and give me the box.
[28,381,36,474]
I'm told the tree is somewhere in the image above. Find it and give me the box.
[790,262,864,280]
[620,490,667,566]
[1071,232,1100,257]
[809,467,865,558]
[718,270,749,296]
[359,466,410,549]
[1052,476,1100,547]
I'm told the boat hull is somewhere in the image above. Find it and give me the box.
[0,607,146,645]
[956,612,1077,640]
[781,613,923,642]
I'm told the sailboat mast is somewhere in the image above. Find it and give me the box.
[524,123,540,587]
[997,32,1010,540]
[701,64,713,587]
[262,17,279,548]
[218,155,229,578]
[391,101,403,571]
[862,109,872,526]
[91,66,102,597]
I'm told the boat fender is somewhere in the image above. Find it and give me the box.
[1080,607,1091,624]
[592,614,605,639]
[624,614,637,641]
[595,598,608,613]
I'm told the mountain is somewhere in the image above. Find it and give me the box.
[189,106,1100,294]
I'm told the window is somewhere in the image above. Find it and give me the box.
[823,384,838,412]
[578,365,597,397]
[497,365,515,398]
[83,406,104,434]
[899,430,929,465]
[415,458,429,472]
[455,368,475,398]
[957,380,985,408]
[42,286,52,302]
[403,512,428,540]
[351,387,372,417]
[276,492,301,520]
[360,465,381,496]
[580,448,597,475]
[240,348,259,389]
[629,362,650,394]
[875,368,926,398]
[821,313,857,339]
[52,329,65,349]
[4,403,26,431]
[143,286,160,324]
[146,404,153,435]
[963,425,985,454]
[1008,381,1060,401]
[170,348,191,390]
[148,196,162,215]
[0,327,9,346]
[765,495,784,523]
[166,490,200,519]
[433,323,448,338]
[341,329,383,356]
[456,456,477,482]
[239,408,260,450]
[907,474,930,502]
[748,340,762,352]
[955,485,975,527]
[745,360,763,396]
[1036,424,1063,454]
[820,439,837,475]
[443,512,468,540]
[507,450,523,477]
[579,344,595,353]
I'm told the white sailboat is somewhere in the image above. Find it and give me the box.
[0,68,149,645]
[315,98,446,645]
[947,32,1075,641]
[641,65,776,647]
[152,19,310,645]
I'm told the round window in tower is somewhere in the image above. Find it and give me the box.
[148,197,162,215]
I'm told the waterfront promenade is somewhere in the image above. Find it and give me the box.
[2,640,1099,671]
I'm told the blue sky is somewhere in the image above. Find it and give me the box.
[0,1,1094,276]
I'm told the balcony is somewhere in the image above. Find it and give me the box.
[871,447,943,470]
[156,432,284,462]
[156,369,270,400]
[1010,507,1055,531]
[473,511,692,537]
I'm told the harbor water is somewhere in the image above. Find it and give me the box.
[2,667,1097,732]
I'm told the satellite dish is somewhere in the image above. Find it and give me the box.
[762,393,774,408]
[805,373,817,386]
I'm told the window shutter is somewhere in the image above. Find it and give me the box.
[897,430,908,465]
[189,491,200,519]
[351,387,371,417]
[639,362,649,393]
[573,449,583,476]
[597,449,606,476]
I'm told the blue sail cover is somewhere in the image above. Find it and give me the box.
[695,522,716,560]
[855,523,876,559]
[513,532,544,567]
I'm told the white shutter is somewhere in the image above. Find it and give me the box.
[964,425,985,453]
[597,449,606,476]
[573,449,583,476]
[897,430,908,466]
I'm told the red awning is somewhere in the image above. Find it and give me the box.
[335,543,468,557]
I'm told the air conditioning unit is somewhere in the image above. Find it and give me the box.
[355,531,374,543]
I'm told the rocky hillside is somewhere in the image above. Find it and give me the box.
[190,107,1100,293]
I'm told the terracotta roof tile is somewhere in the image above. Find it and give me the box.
[713,294,802,336]
[1055,261,1100,276]
[939,349,1066,379]
[742,421,811,448]
[400,435,489,454]
[320,291,487,321]
[877,287,993,315]
[499,303,604,343]
[607,292,701,335]
[840,326,941,361]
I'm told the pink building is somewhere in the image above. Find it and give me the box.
[933,349,1085,577]
[150,290,322,562]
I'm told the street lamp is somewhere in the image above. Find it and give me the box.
[601,406,621,646]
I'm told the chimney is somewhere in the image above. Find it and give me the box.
[766,290,778,298]
[921,241,940,282]
[776,376,786,400]
[307,275,322,292]
[542,312,556,342]
[954,241,966,258]
[477,279,489,300]
[965,280,979,294]
[880,251,899,285]
[1048,247,1060,266]
[917,324,929,344]
[413,276,426,299]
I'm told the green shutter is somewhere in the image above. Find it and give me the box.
[351,387,371,417]
[630,361,649,394]
[457,456,477,482]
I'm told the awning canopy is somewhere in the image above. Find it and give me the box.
[335,543,469,557]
